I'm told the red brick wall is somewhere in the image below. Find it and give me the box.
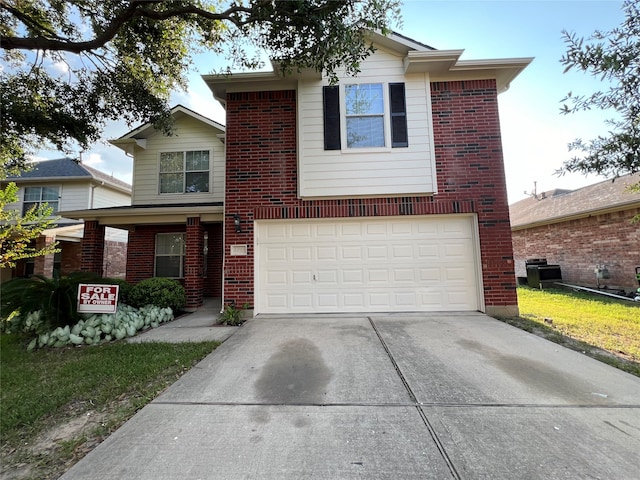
[512,207,640,290]
[224,82,518,312]
[185,217,204,309]
[126,224,185,284]
[103,240,127,279]
[81,220,105,276]
[126,222,224,309]
[34,235,55,277]
[430,80,517,310]
[204,223,223,297]
[61,242,82,275]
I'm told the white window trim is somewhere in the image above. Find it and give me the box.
[157,149,213,195]
[22,185,61,215]
[340,83,392,153]
[154,232,186,278]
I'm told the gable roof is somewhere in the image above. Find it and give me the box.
[509,174,640,230]
[203,30,533,104]
[5,157,131,194]
[110,103,224,146]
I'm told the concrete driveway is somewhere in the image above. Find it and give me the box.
[61,312,640,479]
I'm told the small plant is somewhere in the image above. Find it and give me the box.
[220,302,248,326]
[128,277,186,311]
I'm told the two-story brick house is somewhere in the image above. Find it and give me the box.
[1,157,131,282]
[66,32,531,316]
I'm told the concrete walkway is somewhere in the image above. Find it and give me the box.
[61,312,640,479]
[126,298,238,344]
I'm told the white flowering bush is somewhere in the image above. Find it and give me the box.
[11,304,174,351]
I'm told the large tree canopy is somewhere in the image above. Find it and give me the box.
[559,0,640,179]
[0,0,401,167]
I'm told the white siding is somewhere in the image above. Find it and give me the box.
[298,46,437,198]
[131,115,225,205]
[6,182,89,213]
[105,226,129,243]
[58,183,90,211]
[92,187,131,209]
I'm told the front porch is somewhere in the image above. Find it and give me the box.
[61,203,224,311]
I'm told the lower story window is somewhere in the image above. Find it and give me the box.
[155,233,185,278]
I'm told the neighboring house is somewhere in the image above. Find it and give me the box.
[64,32,531,315]
[1,157,131,282]
[510,174,640,291]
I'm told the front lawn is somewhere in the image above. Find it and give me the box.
[498,287,640,376]
[0,336,219,479]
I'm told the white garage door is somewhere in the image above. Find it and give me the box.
[255,215,481,313]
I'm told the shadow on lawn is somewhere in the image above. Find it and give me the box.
[494,315,640,378]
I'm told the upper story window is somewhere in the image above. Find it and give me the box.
[323,82,408,151]
[22,186,59,215]
[155,233,185,278]
[345,84,385,148]
[159,150,210,194]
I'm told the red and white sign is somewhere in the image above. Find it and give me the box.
[77,284,120,314]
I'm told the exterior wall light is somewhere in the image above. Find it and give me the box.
[233,213,242,233]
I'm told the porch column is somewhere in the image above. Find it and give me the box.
[184,217,204,311]
[33,234,56,277]
[81,220,105,276]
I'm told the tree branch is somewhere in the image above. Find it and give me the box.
[0,1,256,53]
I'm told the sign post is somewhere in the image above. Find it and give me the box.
[77,284,120,314]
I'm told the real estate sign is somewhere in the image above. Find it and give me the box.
[77,284,119,314]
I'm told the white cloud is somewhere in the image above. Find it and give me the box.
[81,152,104,168]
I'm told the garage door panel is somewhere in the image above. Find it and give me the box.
[291,271,313,284]
[368,269,390,282]
[317,246,338,261]
[256,216,480,313]
[266,270,288,285]
[341,245,363,260]
[264,246,287,261]
[366,245,388,260]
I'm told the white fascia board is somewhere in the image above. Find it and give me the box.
[109,105,224,145]
[203,70,300,107]
[446,57,534,92]
[403,50,465,74]
[405,52,533,93]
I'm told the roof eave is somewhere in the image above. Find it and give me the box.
[59,204,225,229]
[511,200,640,230]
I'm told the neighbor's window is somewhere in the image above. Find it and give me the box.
[345,83,385,148]
[155,233,186,278]
[159,150,210,194]
[22,186,59,215]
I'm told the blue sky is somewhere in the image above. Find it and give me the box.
[35,0,625,204]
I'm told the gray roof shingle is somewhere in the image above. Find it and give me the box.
[6,157,131,192]
[509,174,640,229]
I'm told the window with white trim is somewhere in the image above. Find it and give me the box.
[155,233,185,278]
[22,186,59,215]
[323,82,408,151]
[345,83,385,148]
[159,150,210,194]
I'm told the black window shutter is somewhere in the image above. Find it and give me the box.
[323,86,341,150]
[389,83,408,148]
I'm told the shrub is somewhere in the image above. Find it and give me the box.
[129,278,186,311]
[0,271,101,331]
[97,278,133,305]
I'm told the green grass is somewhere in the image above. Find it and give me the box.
[496,287,640,376]
[0,335,219,448]
[517,287,640,361]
